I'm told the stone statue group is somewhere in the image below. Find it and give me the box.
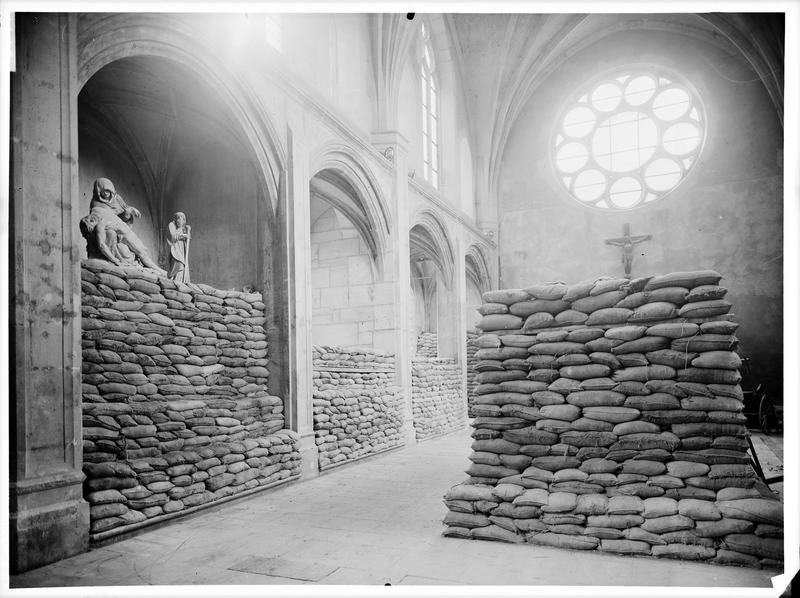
[80,178,191,283]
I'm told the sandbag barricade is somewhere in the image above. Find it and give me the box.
[81,259,301,538]
[417,332,438,358]
[467,330,480,417]
[443,272,782,569]
[312,345,404,470]
[412,358,467,440]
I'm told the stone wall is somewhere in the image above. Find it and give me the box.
[466,330,479,417]
[416,332,438,357]
[412,358,467,441]
[81,259,301,538]
[312,345,404,469]
[442,272,783,569]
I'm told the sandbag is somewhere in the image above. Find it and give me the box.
[499,380,547,394]
[559,364,611,380]
[607,495,644,515]
[562,279,597,302]
[499,334,539,348]
[476,314,523,331]
[678,300,732,318]
[586,308,632,326]
[524,282,568,300]
[571,291,627,314]
[443,511,490,528]
[531,455,581,471]
[571,417,614,432]
[541,492,578,513]
[503,427,559,445]
[640,514,694,534]
[531,391,567,406]
[686,284,727,302]
[574,493,609,515]
[475,334,502,348]
[492,483,526,501]
[566,390,626,407]
[478,302,509,315]
[526,532,599,550]
[621,460,666,476]
[645,349,697,369]
[722,535,782,560]
[600,539,651,555]
[612,336,671,355]
[539,404,581,422]
[482,289,531,305]
[694,518,755,537]
[472,524,525,543]
[628,302,677,322]
[583,406,640,423]
[717,499,783,525]
[612,365,676,382]
[605,326,648,341]
[559,431,618,447]
[644,270,723,290]
[645,322,700,339]
[586,514,644,529]
[529,342,587,356]
[642,497,679,518]
[442,526,472,539]
[645,286,689,304]
[522,312,555,331]
[510,299,571,317]
[579,378,618,391]
[554,310,589,325]
[678,498,722,521]
[474,392,534,407]
[676,368,742,385]
[567,328,606,343]
[691,351,742,370]
[672,334,738,352]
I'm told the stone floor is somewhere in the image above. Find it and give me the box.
[10,427,787,592]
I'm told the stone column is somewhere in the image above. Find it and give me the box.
[374,130,415,445]
[283,120,318,477]
[9,13,89,572]
[436,236,466,362]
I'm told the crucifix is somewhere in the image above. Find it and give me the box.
[605,223,652,279]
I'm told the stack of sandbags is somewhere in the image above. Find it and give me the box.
[313,345,396,369]
[412,357,466,440]
[442,271,783,569]
[417,332,438,357]
[312,345,404,470]
[466,330,480,417]
[80,259,301,537]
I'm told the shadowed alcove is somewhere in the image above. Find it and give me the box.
[78,55,270,291]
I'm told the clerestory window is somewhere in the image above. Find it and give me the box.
[420,22,439,189]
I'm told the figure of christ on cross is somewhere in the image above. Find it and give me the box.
[605,223,652,279]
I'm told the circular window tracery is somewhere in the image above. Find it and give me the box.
[553,68,705,210]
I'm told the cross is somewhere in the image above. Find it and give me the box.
[605,223,652,279]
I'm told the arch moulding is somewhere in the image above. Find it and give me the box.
[77,14,287,219]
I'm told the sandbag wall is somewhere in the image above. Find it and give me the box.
[312,345,404,470]
[412,357,467,440]
[442,271,783,569]
[417,332,438,357]
[80,259,301,538]
[466,330,480,417]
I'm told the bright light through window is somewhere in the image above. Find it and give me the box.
[553,68,705,210]
[421,22,439,189]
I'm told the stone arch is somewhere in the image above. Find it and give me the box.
[409,209,456,290]
[77,13,287,216]
[309,142,392,279]
[465,243,492,295]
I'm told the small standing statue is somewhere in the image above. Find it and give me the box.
[80,177,165,274]
[166,211,191,283]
